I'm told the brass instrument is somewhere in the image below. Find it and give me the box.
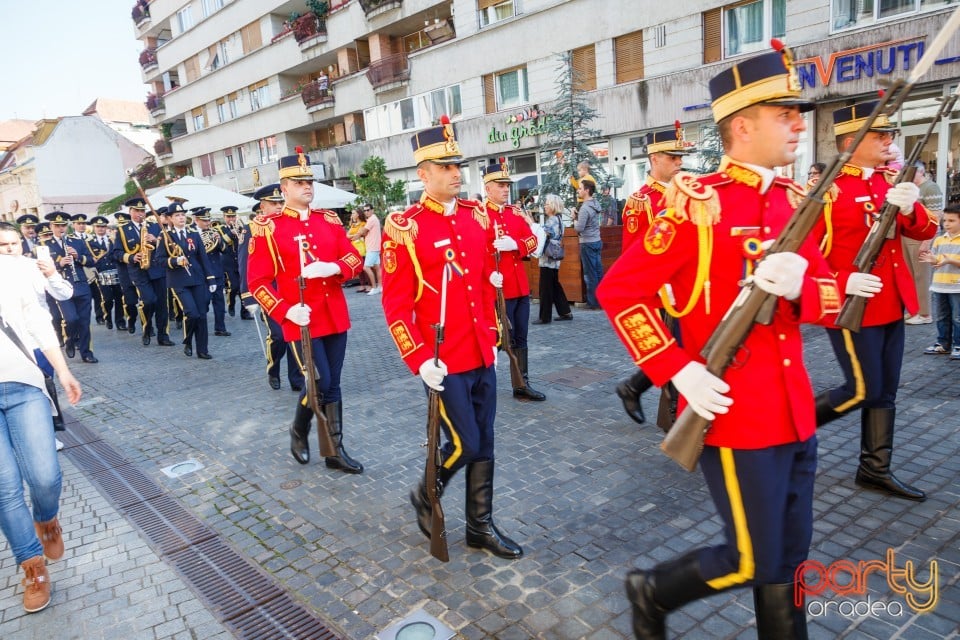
[139,219,154,270]
[201,227,221,254]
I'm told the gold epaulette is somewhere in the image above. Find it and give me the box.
[322,210,343,226]
[384,209,419,246]
[880,166,899,185]
[465,200,489,230]
[666,172,722,226]
[774,177,808,209]
[248,212,276,238]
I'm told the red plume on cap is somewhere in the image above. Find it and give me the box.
[440,114,450,125]
[295,146,304,153]
[498,156,506,163]
[770,38,784,52]
[877,89,885,98]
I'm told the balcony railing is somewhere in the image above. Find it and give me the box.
[292,13,327,44]
[139,48,158,71]
[145,93,164,112]
[131,1,150,25]
[366,53,409,89]
[154,139,172,157]
[301,80,334,109]
[358,0,402,17]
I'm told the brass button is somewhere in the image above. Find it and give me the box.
[783,358,791,366]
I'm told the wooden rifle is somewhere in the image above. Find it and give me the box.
[424,263,451,562]
[293,233,336,458]
[836,81,960,331]
[659,12,960,471]
[492,222,525,390]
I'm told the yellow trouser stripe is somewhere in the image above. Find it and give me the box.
[706,447,755,589]
[438,398,462,469]
[834,328,866,413]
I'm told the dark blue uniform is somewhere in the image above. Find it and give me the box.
[219,224,242,315]
[89,231,123,329]
[201,223,228,333]
[114,217,170,344]
[157,226,216,357]
[48,233,97,361]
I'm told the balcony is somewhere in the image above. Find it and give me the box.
[131,1,150,27]
[366,53,409,91]
[139,48,158,72]
[292,13,328,48]
[358,0,402,18]
[424,18,455,44]
[154,138,172,159]
[301,80,335,112]
[145,93,165,118]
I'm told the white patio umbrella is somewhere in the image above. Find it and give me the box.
[311,181,357,209]
[146,176,258,214]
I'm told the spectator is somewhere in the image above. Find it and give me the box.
[906,161,945,325]
[533,194,573,324]
[573,179,603,309]
[570,160,596,206]
[360,205,382,295]
[0,225,83,613]
[920,205,960,357]
[600,185,619,226]
[346,210,370,292]
[806,162,826,185]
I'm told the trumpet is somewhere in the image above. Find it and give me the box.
[139,219,153,270]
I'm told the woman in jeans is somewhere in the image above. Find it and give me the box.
[534,194,573,324]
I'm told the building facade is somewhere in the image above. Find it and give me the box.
[136,0,959,207]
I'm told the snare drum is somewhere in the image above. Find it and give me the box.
[97,269,120,286]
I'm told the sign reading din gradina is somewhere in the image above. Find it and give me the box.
[488,107,550,148]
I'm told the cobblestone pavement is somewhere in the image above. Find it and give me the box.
[1,287,958,639]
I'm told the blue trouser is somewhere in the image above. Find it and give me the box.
[579,241,603,307]
[431,365,497,472]
[266,314,304,387]
[174,284,210,354]
[824,321,904,413]
[208,275,227,332]
[932,291,960,348]
[698,437,817,586]
[505,296,530,349]
[117,266,139,327]
[0,382,62,565]
[290,331,347,405]
[134,275,169,339]
[57,292,93,358]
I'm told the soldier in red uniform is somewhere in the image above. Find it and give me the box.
[597,44,841,639]
[813,101,937,501]
[616,124,694,425]
[482,160,546,401]
[246,148,364,474]
[381,116,523,559]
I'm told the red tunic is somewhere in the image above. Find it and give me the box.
[381,196,499,375]
[813,165,939,327]
[598,159,841,449]
[246,206,362,342]
[621,176,668,252]
[485,201,538,299]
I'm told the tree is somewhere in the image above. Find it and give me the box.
[98,158,163,215]
[695,123,723,175]
[537,51,608,208]
[348,156,407,217]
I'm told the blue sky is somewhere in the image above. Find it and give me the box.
[0,0,146,121]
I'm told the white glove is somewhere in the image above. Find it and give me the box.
[493,236,519,252]
[419,358,448,391]
[492,346,499,366]
[752,252,808,301]
[885,181,919,215]
[245,303,260,315]
[302,261,341,279]
[845,272,883,298]
[671,361,733,421]
[489,272,504,288]
[208,284,217,293]
[285,303,311,326]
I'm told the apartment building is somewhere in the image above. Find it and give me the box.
[135,0,960,207]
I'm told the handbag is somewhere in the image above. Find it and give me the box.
[544,220,565,260]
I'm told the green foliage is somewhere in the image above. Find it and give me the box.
[348,155,406,217]
[537,52,609,209]
[696,124,723,175]
[305,0,328,16]
[98,158,163,215]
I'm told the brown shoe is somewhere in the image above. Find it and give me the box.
[20,556,51,613]
[34,518,64,561]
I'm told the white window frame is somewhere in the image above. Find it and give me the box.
[257,137,278,165]
[235,145,246,169]
[217,101,227,124]
[830,0,949,32]
[495,68,529,110]
[479,0,521,28]
[176,6,193,33]
[201,0,224,18]
[250,85,270,112]
[224,149,235,171]
[723,0,785,58]
[193,112,205,132]
[228,95,240,119]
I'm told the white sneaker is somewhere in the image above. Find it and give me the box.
[905,315,933,325]
[55,439,64,451]
[367,287,381,295]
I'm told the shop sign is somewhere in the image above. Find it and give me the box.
[487,107,550,148]
[795,37,927,89]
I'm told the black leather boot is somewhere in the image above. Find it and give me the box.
[616,369,653,424]
[855,407,926,501]
[323,401,363,474]
[410,465,456,540]
[753,583,808,640]
[512,347,546,401]
[464,460,523,559]
[45,376,65,432]
[625,550,718,640]
[814,391,845,428]
[289,401,312,465]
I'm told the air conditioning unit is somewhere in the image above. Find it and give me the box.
[311,163,326,180]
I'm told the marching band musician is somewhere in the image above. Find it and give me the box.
[88,216,123,330]
[239,184,305,392]
[112,197,174,347]
[597,45,840,637]
[381,116,523,559]
[16,213,40,256]
[482,160,545,401]
[219,206,248,319]
[71,213,104,326]
[246,148,364,474]
[45,211,98,363]
[195,209,230,337]
[112,211,135,333]
[156,202,217,360]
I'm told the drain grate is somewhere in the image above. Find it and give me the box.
[66,438,129,472]
[89,465,165,508]
[124,494,217,555]
[229,593,340,640]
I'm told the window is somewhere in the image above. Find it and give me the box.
[831,0,949,30]
[184,55,200,83]
[478,0,519,27]
[201,0,224,18]
[228,92,240,118]
[240,21,263,54]
[176,6,193,32]
[399,98,416,130]
[219,41,229,67]
[615,31,645,84]
[216,98,227,124]
[362,84,462,140]
[572,45,597,92]
[257,136,277,165]
[192,107,206,131]
[249,82,270,111]
[199,153,216,177]
[224,148,235,171]
[724,0,785,57]
[403,29,430,52]
[495,67,528,110]
[703,8,722,63]
[235,145,246,169]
